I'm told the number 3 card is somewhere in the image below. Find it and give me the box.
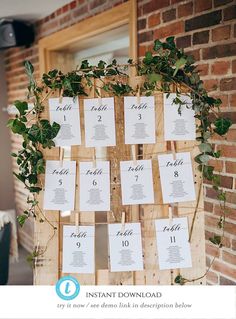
[158,152,196,204]
[79,161,110,211]
[43,160,76,211]
[124,96,156,144]
[108,222,144,272]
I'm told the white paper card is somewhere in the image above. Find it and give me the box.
[108,222,143,272]
[49,97,81,146]
[158,152,196,204]
[155,217,192,270]
[84,97,116,147]
[43,160,76,211]
[164,93,196,141]
[62,225,95,273]
[79,161,110,211]
[120,160,154,205]
[124,96,156,144]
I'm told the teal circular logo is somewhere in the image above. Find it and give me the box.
[56,276,80,300]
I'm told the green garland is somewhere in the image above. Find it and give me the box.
[7,37,232,283]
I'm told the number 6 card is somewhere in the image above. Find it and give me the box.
[79,161,110,211]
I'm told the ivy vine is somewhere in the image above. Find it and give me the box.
[8,37,232,283]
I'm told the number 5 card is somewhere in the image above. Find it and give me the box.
[43,160,76,211]
[79,161,110,211]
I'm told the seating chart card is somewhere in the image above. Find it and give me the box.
[108,222,144,272]
[84,97,116,147]
[164,93,196,141]
[120,159,154,205]
[43,160,76,211]
[124,96,156,144]
[155,217,192,270]
[49,97,81,146]
[79,161,110,211]
[158,152,196,204]
[62,225,95,274]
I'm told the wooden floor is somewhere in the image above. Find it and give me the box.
[8,246,33,285]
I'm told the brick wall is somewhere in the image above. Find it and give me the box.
[138,0,236,285]
[4,0,236,284]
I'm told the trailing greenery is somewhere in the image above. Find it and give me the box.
[7,37,232,279]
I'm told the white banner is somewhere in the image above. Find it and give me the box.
[0,285,235,319]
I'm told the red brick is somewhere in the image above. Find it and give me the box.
[206,271,219,284]
[212,25,231,42]
[225,191,236,204]
[232,60,236,73]
[154,21,184,39]
[185,48,200,61]
[220,77,236,91]
[223,5,236,21]
[203,43,236,59]
[206,187,218,200]
[226,128,236,141]
[70,0,77,10]
[220,276,236,285]
[222,251,236,265]
[206,243,220,258]
[138,45,147,57]
[138,31,153,43]
[214,0,233,7]
[204,201,213,212]
[176,35,191,48]
[185,10,222,31]
[148,13,160,28]
[196,63,209,76]
[230,94,236,107]
[226,161,236,174]
[193,30,209,45]
[162,8,176,22]
[212,260,236,278]
[204,79,218,91]
[214,205,236,221]
[205,174,233,188]
[178,2,193,18]
[232,240,236,251]
[211,61,230,75]
[89,0,106,10]
[208,159,223,171]
[143,0,170,15]
[195,0,212,13]
[138,18,146,31]
[205,214,220,228]
[224,220,236,235]
[213,94,229,108]
[217,145,236,158]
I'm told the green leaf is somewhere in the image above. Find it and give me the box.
[173,57,187,76]
[8,119,26,134]
[214,118,232,136]
[13,172,26,183]
[198,154,210,164]
[51,122,60,139]
[203,165,214,180]
[147,73,162,83]
[198,143,212,153]
[209,235,221,246]
[153,39,162,51]
[14,100,28,116]
[17,214,28,227]
[174,275,185,285]
[143,51,153,64]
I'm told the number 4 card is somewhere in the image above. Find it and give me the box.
[158,152,196,204]
[79,161,110,211]
[155,217,192,270]
[108,222,144,272]
[43,160,76,211]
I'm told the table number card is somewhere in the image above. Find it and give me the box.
[108,222,144,272]
[79,161,110,211]
[158,152,196,204]
[84,97,116,147]
[120,159,154,205]
[49,97,81,146]
[124,96,156,144]
[155,217,192,270]
[164,93,196,141]
[43,160,76,211]
[62,225,95,273]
